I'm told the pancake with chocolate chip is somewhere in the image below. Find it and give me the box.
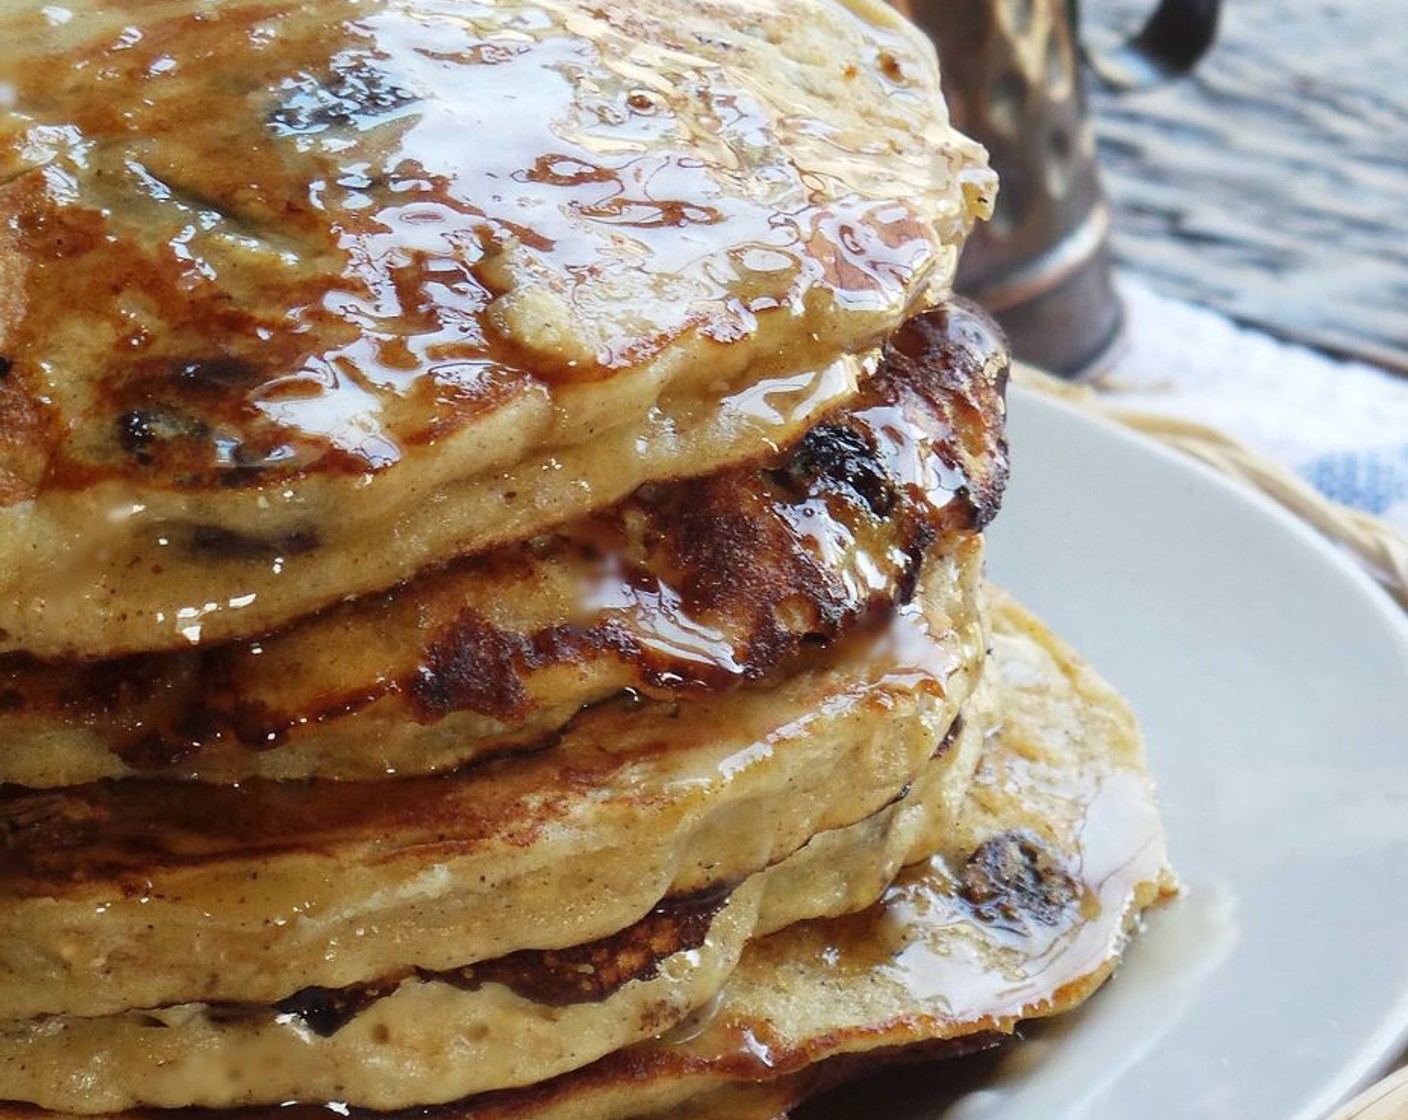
[0,306,1007,788]
[392,591,1171,1120]
[0,0,993,659]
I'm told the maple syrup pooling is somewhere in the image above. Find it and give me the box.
[5,0,947,486]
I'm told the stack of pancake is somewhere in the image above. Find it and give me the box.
[0,0,1174,1116]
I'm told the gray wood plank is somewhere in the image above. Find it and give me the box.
[1085,0,1408,373]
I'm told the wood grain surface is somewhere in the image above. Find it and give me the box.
[1327,1064,1408,1120]
[1085,0,1408,373]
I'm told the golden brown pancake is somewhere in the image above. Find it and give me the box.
[0,536,985,1021]
[0,591,1172,1119]
[0,4,1172,1118]
[0,0,994,658]
[0,692,992,1111]
[0,304,1007,786]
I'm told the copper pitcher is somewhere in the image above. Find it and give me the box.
[895,0,1219,377]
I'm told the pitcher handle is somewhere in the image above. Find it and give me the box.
[1078,0,1220,89]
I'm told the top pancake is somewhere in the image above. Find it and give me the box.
[0,0,994,657]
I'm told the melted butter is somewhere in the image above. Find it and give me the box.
[0,0,970,483]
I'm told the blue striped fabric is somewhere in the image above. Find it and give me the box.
[1301,447,1408,518]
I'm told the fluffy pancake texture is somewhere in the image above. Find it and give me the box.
[0,0,994,657]
[0,537,986,1020]
[0,592,1172,1119]
[0,305,1008,787]
[0,695,993,1111]
[0,0,1173,1115]
[426,591,1172,1120]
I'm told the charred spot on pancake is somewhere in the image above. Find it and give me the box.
[0,368,50,505]
[413,610,532,722]
[667,502,773,614]
[650,476,848,674]
[958,829,1077,931]
[436,886,731,1006]
[269,55,419,136]
[13,198,106,260]
[879,299,1009,530]
[771,422,896,519]
[666,466,850,625]
[0,357,11,381]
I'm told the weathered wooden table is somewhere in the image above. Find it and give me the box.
[1086,0,1408,375]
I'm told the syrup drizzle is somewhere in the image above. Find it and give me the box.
[2,0,952,484]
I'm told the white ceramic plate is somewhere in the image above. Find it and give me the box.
[806,386,1408,1120]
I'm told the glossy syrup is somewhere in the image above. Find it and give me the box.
[1,0,950,487]
[653,769,1167,1086]
[0,303,1004,775]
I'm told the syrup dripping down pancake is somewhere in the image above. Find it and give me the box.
[0,304,1007,787]
[0,539,985,1020]
[0,693,993,1111]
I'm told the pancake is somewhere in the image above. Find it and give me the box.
[449,588,1170,1117]
[0,0,995,658]
[0,591,1173,1119]
[516,589,1171,1120]
[0,688,992,1112]
[0,532,985,1021]
[0,3,1174,1117]
[0,303,1008,787]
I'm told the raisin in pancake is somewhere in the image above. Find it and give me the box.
[0,304,1008,787]
[0,591,1171,1120]
[0,537,985,1021]
[0,687,993,1112]
[0,0,994,658]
